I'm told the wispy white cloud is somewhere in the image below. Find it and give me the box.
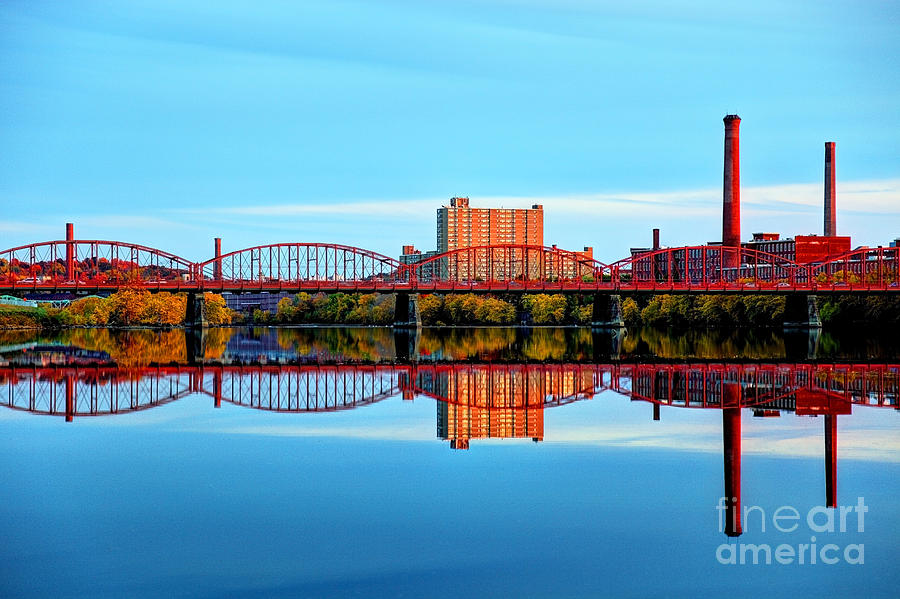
[481,179,900,219]
[202,199,438,218]
[75,215,194,229]
[0,221,58,235]
[185,178,900,221]
[165,397,900,463]
[548,424,900,463]
[182,421,900,463]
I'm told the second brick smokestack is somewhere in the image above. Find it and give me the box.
[213,237,223,280]
[722,115,741,249]
[824,142,836,237]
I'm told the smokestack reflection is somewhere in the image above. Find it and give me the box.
[722,383,742,537]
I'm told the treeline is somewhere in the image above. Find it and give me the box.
[258,291,900,328]
[818,296,900,328]
[265,293,592,326]
[4,291,898,330]
[420,294,593,325]
[624,295,900,328]
[0,290,234,329]
[623,296,786,328]
[262,293,396,325]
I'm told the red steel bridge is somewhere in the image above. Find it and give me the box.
[2,237,898,294]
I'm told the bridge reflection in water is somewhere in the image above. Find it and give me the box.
[2,357,897,538]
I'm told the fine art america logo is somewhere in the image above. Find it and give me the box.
[715,497,867,565]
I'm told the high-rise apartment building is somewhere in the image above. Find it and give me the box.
[436,197,543,252]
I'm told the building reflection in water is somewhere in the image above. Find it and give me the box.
[1,336,897,538]
[431,368,585,449]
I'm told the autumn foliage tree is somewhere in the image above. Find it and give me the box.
[60,291,234,326]
[273,293,394,325]
[107,288,150,325]
[204,293,232,325]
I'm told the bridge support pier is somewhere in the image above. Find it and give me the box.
[185,292,208,329]
[783,294,822,329]
[591,294,624,328]
[393,292,421,329]
[784,328,821,361]
[392,329,419,362]
[186,328,207,365]
[591,328,625,362]
[516,296,531,326]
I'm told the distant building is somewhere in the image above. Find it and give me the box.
[223,292,293,313]
[561,245,595,280]
[575,246,594,262]
[744,233,851,263]
[890,238,900,248]
[630,231,852,266]
[399,245,441,281]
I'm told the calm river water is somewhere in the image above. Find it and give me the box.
[1,326,898,598]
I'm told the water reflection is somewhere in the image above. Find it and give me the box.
[1,327,898,541]
[3,325,900,367]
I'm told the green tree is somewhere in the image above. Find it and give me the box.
[622,297,641,326]
[474,297,516,324]
[525,294,567,324]
[418,294,443,325]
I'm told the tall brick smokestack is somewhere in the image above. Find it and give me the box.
[652,228,660,250]
[722,115,741,249]
[824,142,836,237]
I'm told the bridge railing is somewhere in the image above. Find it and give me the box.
[806,246,900,291]
[605,246,810,291]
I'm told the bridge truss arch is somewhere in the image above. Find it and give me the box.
[0,240,196,291]
[807,246,900,291]
[207,365,404,412]
[197,243,408,292]
[403,244,609,292]
[0,366,193,419]
[606,246,811,291]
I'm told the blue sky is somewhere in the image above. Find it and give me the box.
[1,0,898,261]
